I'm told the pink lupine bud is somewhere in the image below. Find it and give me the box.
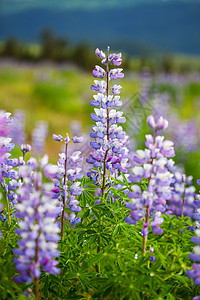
[20,144,31,154]
[156,116,168,130]
[64,134,70,143]
[147,115,156,129]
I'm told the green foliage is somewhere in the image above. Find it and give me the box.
[1,175,200,299]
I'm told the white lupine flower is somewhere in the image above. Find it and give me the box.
[70,151,81,162]
[16,203,25,213]
[193,246,200,255]
[27,207,34,215]
[132,166,144,176]
[26,241,35,249]
[143,164,152,172]
[162,140,174,150]
[186,186,195,194]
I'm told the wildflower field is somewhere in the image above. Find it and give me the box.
[1,48,200,300]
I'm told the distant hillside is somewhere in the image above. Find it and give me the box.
[1,0,199,14]
[0,2,200,55]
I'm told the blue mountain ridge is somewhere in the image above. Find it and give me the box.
[0,2,200,55]
[1,0,199,14]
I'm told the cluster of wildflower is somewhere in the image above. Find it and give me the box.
[0,111,14,180]
[187,223,200,300]
[139,69,151,105]
[166,172,195,217]
[87,47,130,190]
[191,180,200,225]
[32,121,48,155]
[173,118,199,153]
[152,92,170,119]
[52,133,83,224]
[125,115,175,237]
[1,144,32,208]
[10,110,26,146]
[13,157,61,283]
[0,111,16,225]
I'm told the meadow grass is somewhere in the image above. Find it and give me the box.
[0,62,199,161]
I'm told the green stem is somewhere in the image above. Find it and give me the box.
[5,192,11,226]
[181,175,186,218]
[61,142,68,246]
[101,46,110,199]
[142,205,149,256]
[142,129,158,256]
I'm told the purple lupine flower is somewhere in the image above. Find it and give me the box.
[91,80,107,93]
[109,68,124,80]
[95,48,106,60]
[166,172,195,217]
[151,212,163,235]
[147,115,169,131]
[21,144,31,154]
[149,245,156,262]
[187,228,200,300]
[87,47,130,196]
[149,256,156,262]
[126,115,174,254]
[32,121,48,155]
[10,110,26,146]
[193,180,200,224]
[14,160,61,284]
[93,65,106,79]
[108,52,122,66]
[112,84,122,95]
[52,134,63,142]
[20,144,32,161]
[72,136,83,143]
[0,112,23,223]
[52,133,83,226]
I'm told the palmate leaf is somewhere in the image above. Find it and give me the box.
[166,294,176,300]
[85,253,104,267]
[78,276,89,292]
[80,192,86,208]
[161,284,177,297]
[81,208,90,219]
[112,225,120,237]
[43,275,49,298]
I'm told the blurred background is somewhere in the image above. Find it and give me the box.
[0,0,200,184]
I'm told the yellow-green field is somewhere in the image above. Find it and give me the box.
[0,61,200,162]
[0,62,140,157]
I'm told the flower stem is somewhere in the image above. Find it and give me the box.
[142,129,157,256]
[5,193,11,226]
[34,240,39,300]
[101,149,109,198]
[181,175,186,218]
[34,277,39,300]
[34,171,40,300]
[61,142,68,244]
[142,205,150,256]
[101,46,110,199]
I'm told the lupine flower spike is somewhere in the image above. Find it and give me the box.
[52,133,83,242]
[13,158,61,300]
[87,47,130,198]
[125,115,175,255]
[0,111,14,226]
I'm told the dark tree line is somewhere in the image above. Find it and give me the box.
[0,28,199,73]
[0,28,131,71]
